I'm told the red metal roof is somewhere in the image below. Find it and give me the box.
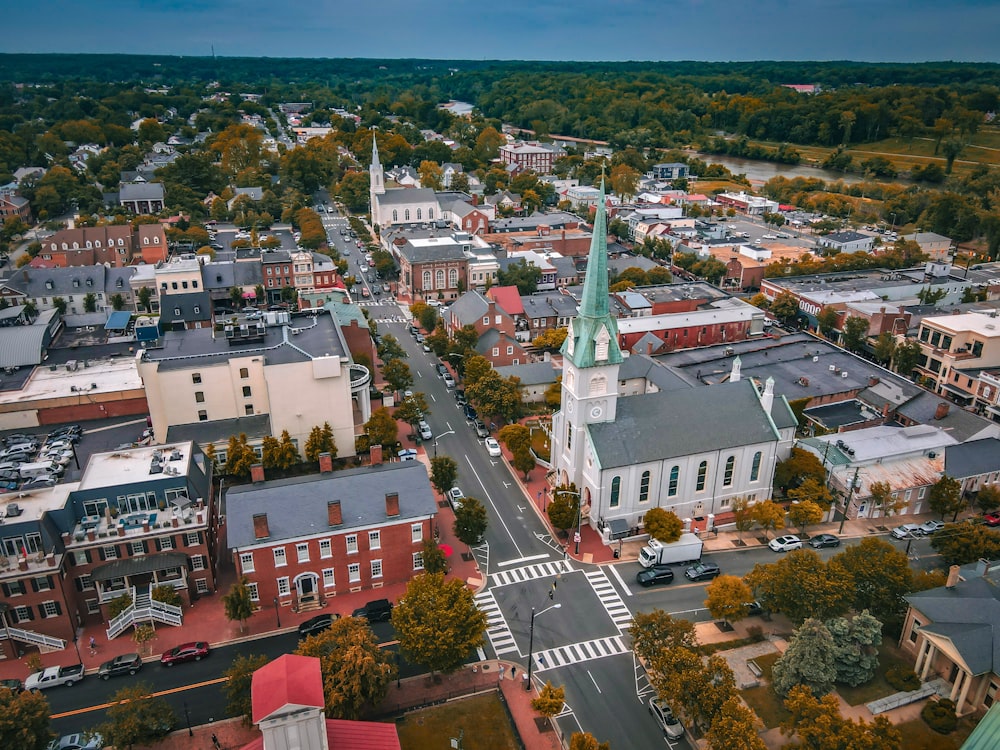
[487,285,524,316]
[251,654,325,724]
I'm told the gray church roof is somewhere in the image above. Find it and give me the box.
[588,379,779,469]
[120,182,165,201]
[378,187,438,206]
[495,361,558,387]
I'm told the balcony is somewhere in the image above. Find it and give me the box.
[349,363,371,391]
[69,505,207,547]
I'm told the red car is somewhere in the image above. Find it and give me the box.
[160,641,210,666]
[984,513,1000,527]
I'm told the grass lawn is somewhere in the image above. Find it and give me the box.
[836,642,915,707]
[739,652,790,729]
[895,715,978,750]
[396,692,521,750]
[530,426,551,462]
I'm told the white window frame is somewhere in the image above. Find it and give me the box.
[411,523,423,543]
[130,540,146,556]
[240,552,255,573]
[103,545,119,560]
[319,539,332,558]
[346,534,358,554]
[13,606,31,624]
[413,551,424,570]
[185,532,200,546]
[323,568,335,588]
[371,559,383,579]
[247,582,259,602]
[191,555,205,571]
[277,577,290,597]
[41,601,59,618]
[348,563,361,583]
[296,542,309,563]
[273,547,287,567]
[159,536,174,551]
[368,530,381,550]
[195,578,210,594]
[86,599,100,614]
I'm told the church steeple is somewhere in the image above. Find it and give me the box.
[562,179,623,369]
[370,135,385,196]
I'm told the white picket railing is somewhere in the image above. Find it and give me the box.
[106,585,184,639]
[4,626,66,651]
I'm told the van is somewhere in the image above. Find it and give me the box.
[19,461,62,480]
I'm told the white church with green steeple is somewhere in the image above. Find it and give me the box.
[551,182,796,540]
[369,137,440,231]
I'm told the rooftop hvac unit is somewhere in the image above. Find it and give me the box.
[841,371,849,378]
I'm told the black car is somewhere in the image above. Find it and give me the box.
[298,613,339,638]
[352,598,393,622]
[0,678,23,693]
[463,404,477,421]
[684,561,721,582]
[636,565,674,587]
[97,653,142,680]
[808,533,841,549]
[435,364,448,377]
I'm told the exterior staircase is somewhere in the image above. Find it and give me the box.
[297,598,322,614]
[4,626,66,652]
[106,585,184,640]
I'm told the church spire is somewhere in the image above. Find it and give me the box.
[371,134,381,171]
[369,131,384,208]
[578,178,610,320]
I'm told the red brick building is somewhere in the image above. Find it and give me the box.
[39,224,168,268]
[262,252,295,305]
[227,461,437,611]
[447,290,530,366]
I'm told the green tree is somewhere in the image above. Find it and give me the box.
[454,496,488,545]
[275,429,301,469]
[462,353,493,388]
[364,407,398,448]
[873,331,897,365]
[23,300,37,319]
[52,296,67,314]
[383,358,414,395]
[110,293,126,311]
[83,292,97,313]
[498,423,531,454]
[840,316,870,352]
[745,550,853,624]
[395,393,430,433]
[0,686,52,750]
[430,456,458,495]
[643,507,683,543]
[98,682,177,750]
[830,538,913,629]
[651,648,736,733]
[261,435,282,470]
[781,685,901,749]
[421,539,448,575]
[930,523,1000,565]
[417,304,438,332]
[868,480,906,518]
[893,339,922,376]
[631,609,697,664]
[223,577,255,634]
[609,163,640,201]
[770,291,800,324]
[497,258,542,294]
[137,286,153,312]
[224,653,269,726]
[975,485,1000,513]
[532,681,566,718]
[927,475,965,520]
[393,572,487,674]
[512,446,536,480]
[750,500,785,539]
[295,616,396,719]
[150,585,181,608]
[816,306,839,338]
[304,422,337,463]
[548,485,580,531]
[828,611,882,688]
[705,696,767,750]
[705,575,756,625]
[771,618,837,697]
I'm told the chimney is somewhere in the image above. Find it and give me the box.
[945,564,961,589]
[319,452,333,473]
[253,513,270,539]
[934,402,950,420]
[868,376,880,387]
[327,500,342,526]
[370,443,383,465]
[250,463,265,483]
[760,376,775,413]
[385,492,400,517]
[730,356,742,383]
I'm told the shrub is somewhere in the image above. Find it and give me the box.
[747,625,765,642]
[885,664,920,692]
[921,698,957,734]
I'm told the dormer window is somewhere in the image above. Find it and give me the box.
[86,241,92,248]
[72,279,80,288]
[143,237,149,245]
[595,326,610,361]
[86,279,93,287]
[153,236,160,244]
[45,280,54,290]
[116,279,123,288]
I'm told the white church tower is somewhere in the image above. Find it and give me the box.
[369,136,385,228]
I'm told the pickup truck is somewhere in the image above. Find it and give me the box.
[25,663,85,690]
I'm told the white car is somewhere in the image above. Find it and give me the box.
[484,438,501,457]
[359,264,368,273]
[768,534,802,552]
[891,523,922,539]
[448,487,465,509]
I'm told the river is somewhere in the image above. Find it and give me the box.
[689,152,863,186]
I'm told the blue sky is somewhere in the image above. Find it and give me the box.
[4,0,1000,62]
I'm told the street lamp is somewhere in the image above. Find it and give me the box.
[273,596,281,628]
[526,602,562,691]
[433,430,455,459]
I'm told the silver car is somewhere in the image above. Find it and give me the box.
[649,697,685,739]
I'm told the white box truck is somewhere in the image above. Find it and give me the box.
[638,533,704,568]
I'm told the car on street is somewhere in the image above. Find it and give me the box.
[984,512,1000,527]
[918,520,946,535]
[684,561,721,582]
[636,564,674,587]
[809,533,841,548]
[463,404,477,421]
[47,733,104,750]
[352,598,393,622]
[160,641,210,666]
[891,523,922,539]
[0,678,23,693]
[768,535,803,552]
[97,653,143,680]
[648,697,685,739]
[449,486,465,509]
[435,364,448,377]
[484,438,501,457]
[443,373,456,388]
[422,343,431,353]
[474,420,489,438]
[298,613,339,638]
[418,421,433,441]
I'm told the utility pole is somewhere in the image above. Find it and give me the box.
[839,466,861,534]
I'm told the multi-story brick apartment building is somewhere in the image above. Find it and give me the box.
[38,225,168,268]
[498,141,565,175]
[227,460,437,612]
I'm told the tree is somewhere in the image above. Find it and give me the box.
[750,500,785,539]
[609,164,640,201]
[224,653,269,726]
[98,682,177,749]
[136,286,154,312]
[830,538,913,628]
[931,523,1000,565]
[393,572,487,674]
[745,550,853,624]
[261,435,282,470]
[893,339,923,376]
[454,496,488,545]
[110,293,126,311]
[975,485,1000,513]
[569,733,610,750]
[730,497,756,544]
[377,333,407,363]
[816,306,839,338]
[0,687,51,750]
[705,696,767,750]
[532,681,566,718]
[840,316,870,352]
[275,429,301,469]
[23,300,37,319]
[782,685,901,749]
[395,392,430,433]
[430,456,458,495]
[224,433,257,478]
[83,292,97,313]
[771,618,837,697]
[873,331,897,365]
[631,609,697,664]
[497,258,542,295]
[304,422,336,463]
[786,499,825,536]
[498,423,531,454]
[462,353,494,388]
[364,407,398,448]
[295,616,396,719]
[705,575,756,625]
[787,478,833,510]
[868,480,906,518]
[548,485,580,531]
[421,539,448,575]
[650,648,736,733]
[512,446,536,480]
[774,447,827,492]
[828,611,882,688]
[533,327,568,352]
[770,291,800,324]
[52,296,67,314]
[927,475,965,520]
[382,358,413,395]
[418,160,443,190]
[223,577,255,634]
[643,507,683,543]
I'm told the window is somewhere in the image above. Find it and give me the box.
[436,269,445,289]
[12,606,31,624]
[368,530,381,550]
[273,547,287,567]
[277,577,290,597]
[192,373,202,384]
[103,545,119,560]
[42,601,60,618]
[411,523,423,543]
[724,456,735,486]
[566,425,572,451]
[191,555,205,570]
[507,346,514,355]
[243,386,252,398]
[346,535,358,554]
[750,452,762,482]
[240,552,255,573]
[668,466,680,497]
[159,536,174,551]
[130,541,146,556]
[174,307,181,316]
[422,271,431,289]
[195,391,205,403]
[193,306,200,314]
[245,404,254,416]
[483,316,490,326]
[185,532,200,546]
[196,578,209,594]
[348,563,361,583]
[240,367,249,379]
[909,619,922,643]
[392,210,398,222]
[610,476,621,508]
[404,209,410,221]
[696,461,708,492]
[371,560,383,578]
[413,551,424,570]
[86,599,100,614]
[319,539,332,558]
[247,582,259,602]
[449,268,458,287]
[323,568,335,588]
[296,543,309,563]
[417,208,422,220]
[918,487,926,499]
[492,347,500,357]
[78,574,95,591]
[639,471,651,503]
[198,410,208,421]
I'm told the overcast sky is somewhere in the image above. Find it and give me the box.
[5,0,1000,62]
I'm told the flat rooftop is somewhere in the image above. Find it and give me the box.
[79,442,195,490]
[922,311,1000,336]
[0,356,143,405]
[0,481,78,520]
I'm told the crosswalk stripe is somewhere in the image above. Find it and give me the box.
[585,570,634,630]
[490,559,571,588]
[531,636,629,673]
[474,590,521,657]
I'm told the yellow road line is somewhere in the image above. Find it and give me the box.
[50,677,229,719]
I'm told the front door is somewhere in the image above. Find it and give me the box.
[297,574,316,604]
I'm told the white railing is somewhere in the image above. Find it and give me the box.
[4,626,66,651]
[105,585,184,640]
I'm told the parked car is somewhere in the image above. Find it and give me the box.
[808,533,841,548]
[1,443,38,459]
[0,678,23,693]
[298,613,339,638]
[455,390,467,406]
[418,421,433,441]
[474,420,489,439]
[443,373,456,388]
[684,561,721,582]
[463,404,477,421]
[484,438,502,457]
[160,641,210,666]
[47,733,104,750]
[448,486,465,509]
[97,653,143,680]
[918,520,946,535]
[768,535,803,552]
[891,523,922,539]
[984,512,1000,527]
[25,664,85,690]
[351,598,393,622]
[648,697,685,739]
[21,476,58,490]
[636,564,674,587]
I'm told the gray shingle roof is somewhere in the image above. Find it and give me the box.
[166,415,272,445]
[495,361,558,386]
[588,380,778,468]
[945,438,1000,479]
[8,265,108,297]
[120,182,165,201]
[378,187,438,206]
[226,461,437,549]
[449,291,490,325]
